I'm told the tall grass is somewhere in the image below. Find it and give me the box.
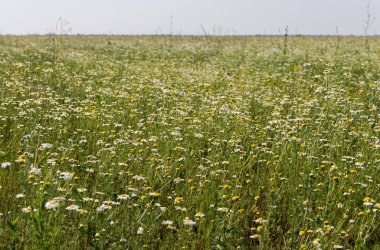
[0,35,379,249]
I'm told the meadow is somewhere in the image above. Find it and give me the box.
[0,35,379,249]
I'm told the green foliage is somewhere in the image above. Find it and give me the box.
[0,35,379,249]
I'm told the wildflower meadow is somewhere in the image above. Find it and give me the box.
[0,35,379,249]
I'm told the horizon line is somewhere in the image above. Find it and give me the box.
[1,33,380,37]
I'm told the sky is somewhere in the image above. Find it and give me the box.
[0,0,379,35]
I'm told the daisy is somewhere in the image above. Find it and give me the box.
[250,234,260,239]
[45,200,60,210]
[183,217,196,226]
[59,172,74,181]
[77,188,87,193]
[1,162,11,169]
[96,204,112,212]
[254,217,267,224]
[66,204,79,211]
[162,220,173,225]
[117,194,130,200]
[195,212,205,218]
[22,206,33,213]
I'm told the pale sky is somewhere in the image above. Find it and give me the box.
[0,0,379,35]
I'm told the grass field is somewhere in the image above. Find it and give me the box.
[0,35,379,249]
